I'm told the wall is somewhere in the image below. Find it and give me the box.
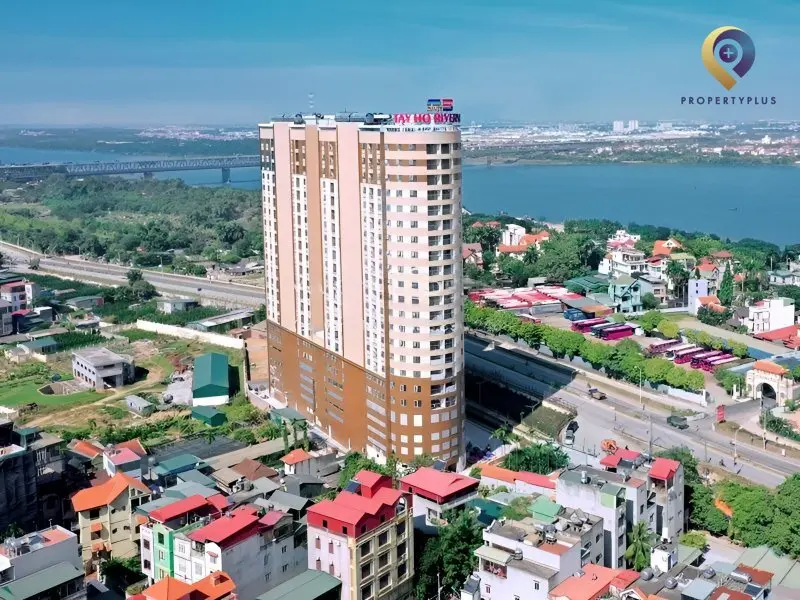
[2,529,81,580]
[135,320,244,349]
[308,527,352,597]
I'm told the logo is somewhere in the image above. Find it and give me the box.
[427,98,454,112]
[442,98,454,112]
[701,26,755,90]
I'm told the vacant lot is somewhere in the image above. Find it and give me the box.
[0,378,102,408]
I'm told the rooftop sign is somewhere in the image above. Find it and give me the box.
[393,113,461,125]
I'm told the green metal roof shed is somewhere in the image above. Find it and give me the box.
[0,561,83,600]
[192,352,230,401]
[255,570,342,600]
[191,406,227,427]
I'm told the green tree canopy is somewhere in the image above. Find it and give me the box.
[718,268,734,306]
[657,320,680,339]
[502,443,569,474]
[641,292,660,310]
[625,522,656,571]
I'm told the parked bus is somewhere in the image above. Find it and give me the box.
[704,355,736,371]
[664,343,696,360]
[591,322,623,336]
[690,351,724,369]
[674,347,707,364]
[601,325,635,341]
[571,317,609,333]
[647,339,683,356]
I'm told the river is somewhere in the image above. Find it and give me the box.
[2,147,798,245]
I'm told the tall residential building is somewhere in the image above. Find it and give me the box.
[259,111,465,468]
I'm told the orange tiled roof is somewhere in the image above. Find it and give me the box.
[71,472,149,513]
[698,295,721,306]
[753,360,788,376]
[281,448,312,465]
[115,438,147,457]
[138,576,193,600]
[189,571,236,599]
[653,239,681,256]
[71,440,103,459]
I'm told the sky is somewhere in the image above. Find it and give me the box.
[2,0,799,125]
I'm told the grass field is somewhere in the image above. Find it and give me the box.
[523,404,574,439]
[0,378,102,408]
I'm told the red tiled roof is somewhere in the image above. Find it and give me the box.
[486,221,501,228]
[649,458,680,481]
[712,250,733,259]
[138,576,194,600]
[106,447,140,465]
[710,587,750,600]
[653,239,681,256]
[735,564,773,586]
[698,262,718,272]
[354,469,385,489]
[281,448,311,465]
[258,510,287,528]
[470,221,484,228]
[477,463,556,490]
[207,494,231,512]
[149,495,209,523]
[600,448,642,468]
[400,467,479,503]
[187,512,261,547]
[549,564,622,600]
[71,440,103,459]
[115,438,147,457]
[497,244,528,254]
[754,325,799,342]
[308,485,403,535]
[71,472,149,512]
[610,569,640,591]
[753,360,788,376]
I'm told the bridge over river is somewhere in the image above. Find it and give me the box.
[0,155,260,182]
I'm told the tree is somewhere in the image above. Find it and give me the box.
[502,444,569,474]
[407,454,435,472]
[281,421,290,453]
[639,310,664,334]
[684,370,706,392]
[438,509,483,594]
[641,293,660,310]
[126,268,143,285]
[337,452,392,489]
[415,537,443,600]
[657,320,680,339]
[666,367,687,389]
[534,233,591,282]
[580,341,615,370]
[464,226,502,252]
[679,531,707,550]
[131,279,157,301]
[718,269,734,306]
[491,423,518,446]
[522,245,539,266]
[728,341,749,359]
[300,421,310,450]
[625,522,656,571]
[666,261,689,305]
[644,358,674,386]
[697,306,732,327]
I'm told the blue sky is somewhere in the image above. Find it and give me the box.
[3,0,798,125]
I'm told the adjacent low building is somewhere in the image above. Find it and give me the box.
[192,352,231,406]
[65,295,104,310]
[131,571,237,600]
[256,570,343,600]
[306,470,414,600]
[399,467,479,534]
[157,298,200,314]
[734,298,796,334]
[187,309,254,333]
[72,347,135,390]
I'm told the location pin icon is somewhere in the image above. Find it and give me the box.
[701,26,756,90]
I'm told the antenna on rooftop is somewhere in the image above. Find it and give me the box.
[308,92,315,114]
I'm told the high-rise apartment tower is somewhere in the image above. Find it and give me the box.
[258,111,465,469]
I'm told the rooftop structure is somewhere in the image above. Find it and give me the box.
[400,466,479,533]
[191,353,230,406]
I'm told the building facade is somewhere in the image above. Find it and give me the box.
[259,111,465,468]
[72,347,135,390]
[399,467,479,535]
[307,470,414,600]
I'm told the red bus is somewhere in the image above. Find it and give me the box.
[674,347,706,364]
[602,326,635,341]
[690,351,724,369]
[571,318,609,333]
[591,322,624,336]
[704,355,736,371]
[664,343,695,360]
[647,339,682,356]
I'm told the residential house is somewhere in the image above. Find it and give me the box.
[598,249,647,279]
[636,275,667,306]
[399,467,479,535]
[256,570,342,600]
[500,223,526,246]
[139,493,227,583]
[306,470,414,600]
[65,295,104,310]
[0,421,38,535]
[735,298,796,334]
[608,229,640,247]
[285,474,326,499]
[148,454,212,490]
[462,243,484,269]
[0,281,39,312]
[210,467,249,495]
[131,571,236,600]
[172,506,307,600]
[696,259,721,294]
[0,299,12,336]
[653,238,683,256]
[157,298,200,314]
[0,525,83,599]
[191,406,227,428]
[694,294,725,316]
[70,471,152,569]
[186,309,254,333]
[17,336,58,359]
[191,353,230,406]
[72,347,135,390]
[770,270,800,286]
[547,563,639,600]
[477,463,557,498]
[281,447,338,478]
[608,275,643,313]
[496,230,551,260]
[470,501,606,600]
[687,278,710,315]
[260,490,312,520]
[230,458,278,484]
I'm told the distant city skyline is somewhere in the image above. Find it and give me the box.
[3,0,799,125]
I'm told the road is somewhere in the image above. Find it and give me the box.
[0,241,264,308]
[465,336,794,487]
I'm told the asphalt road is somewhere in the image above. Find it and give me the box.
[0,242,264,307]
[465,336,793,487]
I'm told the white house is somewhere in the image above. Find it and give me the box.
[739,298,795,334]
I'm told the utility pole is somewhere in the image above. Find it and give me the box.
[648,415,653,457]
[704,440,708,463]
[437,571,442,600]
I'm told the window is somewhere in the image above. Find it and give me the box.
[398,561,407,579]
[397,541,406,559]
[378,531,389,546]
[379,573,390,589]
[315,538,321,549]
[88,509,100,520]
[361,563,372,579]
[361,582,373,600]
[143,559,151,570]
[534,581,540,590]
[485,585,491,594]
[158,551,165,560]
[157,533,165,545]
[282,564,289,572]
[143,540,150,550]
[282,545,288,554]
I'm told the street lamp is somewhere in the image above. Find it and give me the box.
[635,366,644,411]
[733,426,740,462]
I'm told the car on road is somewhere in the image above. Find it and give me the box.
[566,420,579,433]
[667,415,689,430]
[588,388,607,400]
[564,429,575,445]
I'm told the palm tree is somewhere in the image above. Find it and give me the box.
[281,421,290,453]
[491,423,517,447]
[203,428,217,445]
[300,421,310,451]
[625,522,657,571]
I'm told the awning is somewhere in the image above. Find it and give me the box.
[475,545,512,565]
[135,514,148,526]
[90,522,103,533]
[91,541,107,552]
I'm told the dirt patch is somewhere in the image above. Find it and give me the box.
[39,380,91,395]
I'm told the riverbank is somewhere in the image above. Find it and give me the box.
[463,155,799,167]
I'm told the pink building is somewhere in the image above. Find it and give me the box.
[306,469,414,600]
[258,111,465,468]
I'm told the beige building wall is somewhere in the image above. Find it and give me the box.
[77,487,149,564]
[259,113,464,468]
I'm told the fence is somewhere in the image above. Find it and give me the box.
[135,320,244,349]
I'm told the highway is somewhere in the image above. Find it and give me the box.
[465,336,794,487]
[0,242,264,308]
